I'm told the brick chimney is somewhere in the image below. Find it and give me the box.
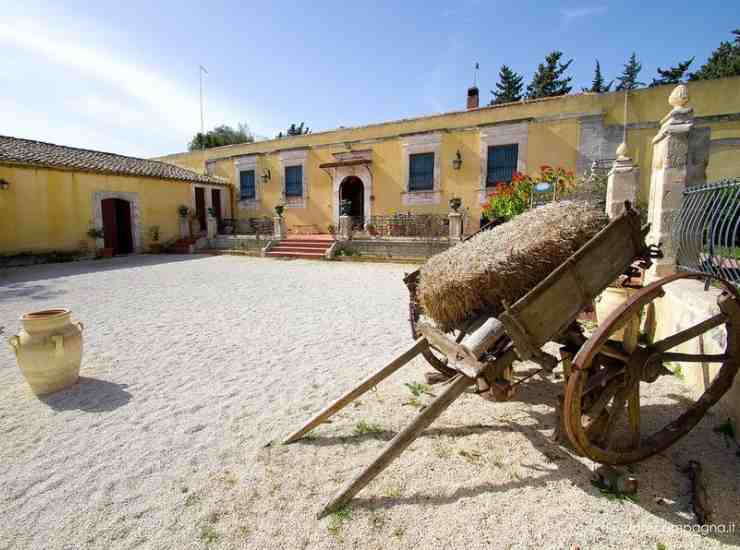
[467,86,479,110]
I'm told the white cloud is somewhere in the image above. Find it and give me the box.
[0,13,273,157]
[560,5,608,23]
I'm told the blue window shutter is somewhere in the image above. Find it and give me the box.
[285,165,303,197]
[240,170,256,200]
[487,144,518,186]
[409,152,434,191]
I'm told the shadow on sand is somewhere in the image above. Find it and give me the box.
[39,376,132,413]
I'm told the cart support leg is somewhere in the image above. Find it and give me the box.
[318,373,472,517]
[283,338,428,444]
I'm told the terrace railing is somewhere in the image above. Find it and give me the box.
[364,213,449,239]
[673,177,740,285]
[238,217,274,237]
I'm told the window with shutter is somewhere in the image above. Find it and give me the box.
[285,165,303,197]
[239,170,256,200]
[486,144,518,186]
[409,152,434,191]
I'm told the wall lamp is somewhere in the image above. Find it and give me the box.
[0,179,10,190]
[261,169,271,183]
[452,150,463,170]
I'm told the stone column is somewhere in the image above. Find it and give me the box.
[206,214,217,239]
[448,211,463,241]
[646,84,710,280]
[338,214,352,241]
[179,217,189,239]
[605,143,638,220]
[273,216,286,240]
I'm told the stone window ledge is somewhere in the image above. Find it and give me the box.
[285,196,306,208]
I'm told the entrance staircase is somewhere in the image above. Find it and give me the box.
[267,235,334,260]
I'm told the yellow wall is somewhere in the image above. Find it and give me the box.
[0,165,194,254]
[154,76,740,233]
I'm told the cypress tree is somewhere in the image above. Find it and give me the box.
[650,58,694,87]
[526,51,573,99]
[583,60,613,93]
[490,65,524,104]
[616,53,644,91]
[690,29,740,81]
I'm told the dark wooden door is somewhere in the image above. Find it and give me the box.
[101,198,133,254]
[195,187,206,233]
[102,198,118,252]
[211,189,222,224]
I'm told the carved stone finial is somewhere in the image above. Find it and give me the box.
[668,84,689,108]
[616,142,629,159]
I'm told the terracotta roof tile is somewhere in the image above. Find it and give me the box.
[0,135,226,185]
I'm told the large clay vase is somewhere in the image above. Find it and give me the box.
[8,309,84,395]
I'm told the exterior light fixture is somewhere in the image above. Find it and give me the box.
[0,179,9,190]
[452,150,463,170]
[261,169,271,183]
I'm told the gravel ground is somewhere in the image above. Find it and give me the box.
[0,254,738,550]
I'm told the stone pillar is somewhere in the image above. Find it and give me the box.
[273,216,286,240]
[448,211,463,241]
[338,214,352,241]
[179,217,190,239]
[206,215,217,239]
[605,142,638,220]
[646,84,710,280]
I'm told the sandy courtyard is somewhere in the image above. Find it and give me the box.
[1,255,739,550]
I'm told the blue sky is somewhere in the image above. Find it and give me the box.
[1,1,738,158]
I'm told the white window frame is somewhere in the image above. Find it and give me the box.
[278,149,309,208]
[479,122,528,204]
[234,155,260,209]
[401,132,442,205]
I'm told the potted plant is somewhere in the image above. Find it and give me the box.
[449,197,462,212]
[148,225,161,253]
[208,207,217,218]
[86,226,111,258]
[178,205,190,218]
[274,204,285,217]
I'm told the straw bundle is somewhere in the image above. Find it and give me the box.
[418,201,608,332]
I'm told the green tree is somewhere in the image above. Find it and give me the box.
[526,51,573,99]
[690,29,740,81]
[583,60,613,93]
[615,53,644,91]
[650,58,694,87]
[277,122,311,138]
[188,123,254,151]
[490,65,524,104]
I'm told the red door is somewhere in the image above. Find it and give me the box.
[211,189,222,224]
[101,198,133,254]
[195,187,206,234]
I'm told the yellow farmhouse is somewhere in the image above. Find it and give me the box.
[157,76,740,235]
[0,136,229,256]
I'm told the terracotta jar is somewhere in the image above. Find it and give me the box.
[7,309,84,395]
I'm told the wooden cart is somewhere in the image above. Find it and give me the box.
[284,205,740,516]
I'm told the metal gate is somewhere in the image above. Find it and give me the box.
[673,177,740,284]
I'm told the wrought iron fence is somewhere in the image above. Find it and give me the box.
[238,217,274,236]
[673,177,739,284]
[364,213,449,239]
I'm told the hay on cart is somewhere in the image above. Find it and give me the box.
[418,201,608,332]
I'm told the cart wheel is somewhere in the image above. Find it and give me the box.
[564,272,740,465]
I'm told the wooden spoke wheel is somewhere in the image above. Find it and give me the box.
[564,272,740,465]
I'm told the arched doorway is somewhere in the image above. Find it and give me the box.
[101,198,134,255]
[339,176,364,228]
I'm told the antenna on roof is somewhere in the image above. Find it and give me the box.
[473,62,480,87]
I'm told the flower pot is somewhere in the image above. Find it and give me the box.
[102,247,114,258]
[150,243,162,254]
[7,309,84,395]
[595,286,639,342]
